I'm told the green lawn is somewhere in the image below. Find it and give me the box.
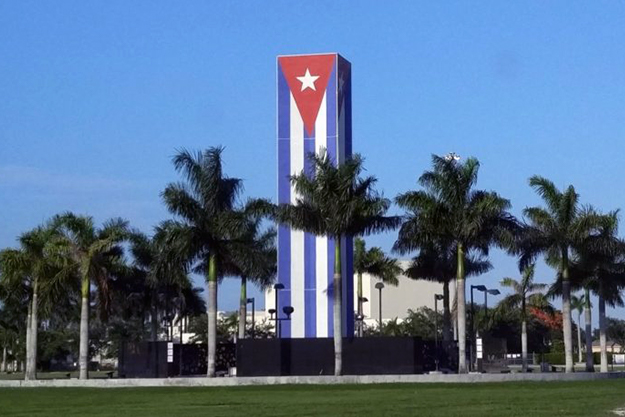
[1,380,624,416]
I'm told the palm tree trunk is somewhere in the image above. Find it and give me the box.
[1,346,6,373]
[577,311,583,364]
[521,298,527,372]
[561,251,574,373]
[24,298,32,380]
[238,276,247,340]
[598,293,608,373]
[151,305,159,342]
[26,280,38,380]
[357,272,363,337]
[521,320,528,372]
[333,238,343,376]
[584,288,594,372]
[456,243,467,374]
[207,254,218,378]
[79,276,90,380]
[443,280,452,343]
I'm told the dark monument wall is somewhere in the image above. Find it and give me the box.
[118,341,235,378]
[237,337,435,376]
[119,338,457,378]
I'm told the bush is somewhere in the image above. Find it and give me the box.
[592,351,614,364]
[539,351,616,366]
[542,351,565,365]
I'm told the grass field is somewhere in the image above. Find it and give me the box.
[1,380,624,416]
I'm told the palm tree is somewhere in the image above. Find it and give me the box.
[519,177,614,372]
[571,294,585,364]
[0,248,34,378]
[551,267,596,371]
[223,219,276,340]
[571,213,625,373]
[395,155,517,373]
[0,224,61,380]
[0,285,24,374]
[583,289,594,371]
[400,241,491,343]
[50,213,128,380]
[354,238,402,337]
[500,264,547,372]
[276,151,399,375]
[160,147,262,377]
[130,230,195,342]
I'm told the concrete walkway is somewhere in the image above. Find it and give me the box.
[1,372,624,388]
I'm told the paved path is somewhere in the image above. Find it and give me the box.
[1,372,624,388]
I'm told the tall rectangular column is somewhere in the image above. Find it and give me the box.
[277,53,353,338]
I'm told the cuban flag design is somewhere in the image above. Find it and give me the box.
[276,53,354,338]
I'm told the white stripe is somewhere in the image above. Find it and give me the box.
[341,236,348,336]
[315,93,328,337]
[315,236,328,337]
[290,93,305,338]
[316,93,327,156]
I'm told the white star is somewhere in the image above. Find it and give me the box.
[296,68,320,92]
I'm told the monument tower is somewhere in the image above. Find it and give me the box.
[276,53,353,338]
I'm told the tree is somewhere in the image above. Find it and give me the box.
[50,213,128,379]
[0,286,24,373]
[222,220,276,341]
[395,155,517,373]
[276,151,399,375]
[160,147,261,377]
[519,176,612,372]
[570,294,585,364]
[606,317,625,353]
[500,264,547,372]
[551,264,595,371]
[130,230,199,342]
[0,224,62,380]
[400,242,491,343]
[572,212,625,373]
[354,238,402,337]
[188,312,275,343]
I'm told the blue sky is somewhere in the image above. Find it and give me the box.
[2,1,625,320]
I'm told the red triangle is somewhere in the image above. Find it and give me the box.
[279,54,336,136]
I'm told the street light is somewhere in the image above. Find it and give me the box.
[434,294,444,372]
[246,297,255,339]
[356,297,368,337]
[470,285,500,371]
[470,285,487,371]
[484,289,500,312]
[269,284,293,338]
[375,282,385,333]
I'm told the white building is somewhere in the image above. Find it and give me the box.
[265,260,456,335]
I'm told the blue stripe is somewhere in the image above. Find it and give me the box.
[326,60,337,336]
[339,55,354,336]
[277,63,291,338]
[345,236,354,336]
[327,237,335,336]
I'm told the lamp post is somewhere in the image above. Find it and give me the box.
[269,284,293,338]
[470,285,500,372]
[434,293,444,372]
[273,283,284,338]
[375,282,385,333]
[246,297,255,339]
[470,285,486,371]
[356,297,368,337]
[484,289,500,320]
